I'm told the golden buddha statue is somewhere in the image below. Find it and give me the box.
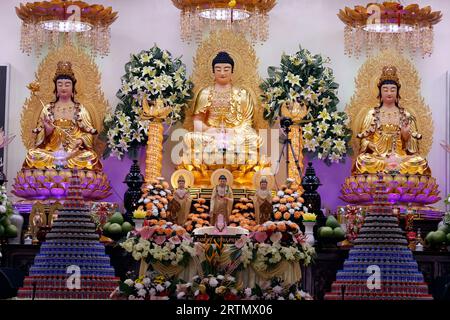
[210,174,234,225]
[181,51,265,187]
[24,61,101,170]
[251,176,273,225]
[168,175,192,226]
[353,66,430,176]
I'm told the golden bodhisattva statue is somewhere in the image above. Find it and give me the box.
[353,66,430,175]
[251,176,273,225]
[168,175,192,226]
[210,174,234,225]
[24,61,101,170]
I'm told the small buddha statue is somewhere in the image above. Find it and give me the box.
[168,175,192,225]
[353,66,430,175]
[24,61,101,170]
[251,176,273,225]
[183,51,262,166]
[210,175,234,225]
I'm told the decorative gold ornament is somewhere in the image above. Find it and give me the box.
[345,49,433,161]
[171,169,195,189]
[211,169,234,187]
[338,2,442,58]
[21,43,110,154]
[140,98,172,183]
[16,0,118,57]
[171,0,276,45]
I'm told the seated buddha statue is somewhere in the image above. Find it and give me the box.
[181,52,265,187]
[24,61,101,171]
[353,66,430,176]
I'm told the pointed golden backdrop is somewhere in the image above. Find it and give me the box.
[183,30,268,132]
[21,44,110,151]
[345,49,433,160]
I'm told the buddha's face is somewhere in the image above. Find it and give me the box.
[260,181,268,190]
[178,180,185,189]
[380,84,398,105]
[214,63,233,86]
[219,178,227,187]
[56,78,74,100]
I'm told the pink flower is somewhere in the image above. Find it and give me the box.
[154,235,167,245]
[269,232,282,244]
[139,227,155,240]
[235,235,249,249]
[254,232,268,243]
[169,236,181,245]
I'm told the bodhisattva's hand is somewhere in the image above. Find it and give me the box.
[74,139,83,150]
[401,123,411,140]
[367,142,379,154]
[43,116,54,135]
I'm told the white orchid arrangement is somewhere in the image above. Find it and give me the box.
[242,278,313,300]
[102,45,193,159]
[261,46,352,165]
[112,271,173,300]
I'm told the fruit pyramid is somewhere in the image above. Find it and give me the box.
[17,171,119,299]
[325,177,432,300]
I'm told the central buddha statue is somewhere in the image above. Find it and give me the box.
[353,66,430,176]
[180,51,265,187]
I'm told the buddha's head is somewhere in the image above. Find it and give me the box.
[53,61,77,102]
[377,66,401,107]
[218,175,227,187]
[212,51,234,86]
[177,175,186,189]
[260,177,268,190]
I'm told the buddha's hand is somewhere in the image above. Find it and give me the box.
[367,142,379,154]
[400,123,411,140]
[74,139,83,150]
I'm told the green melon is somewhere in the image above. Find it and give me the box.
[108,223,123,235]
[438,224,450,234]
[1,217,11,226]
[4,224,17,238]
[326,216,340,229]
[122,222,133,234]
[333,227,346,240]
[109,212,124,225]
[425,232,435,244]
[0,224,4,237]
[432,230,446,245]
[103,222,112,234]
[319,226,334,238]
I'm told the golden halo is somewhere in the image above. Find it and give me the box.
[252,170,275,190]
[211,169,234,187]
[171,169,194,189]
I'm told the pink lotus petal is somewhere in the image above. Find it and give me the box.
[235,235,249,249]
[169,236,181,245]
[254,231,268,243]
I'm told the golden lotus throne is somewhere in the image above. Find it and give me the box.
[13,44,111,201]
[177,31,270,188]
[341,50,441,217]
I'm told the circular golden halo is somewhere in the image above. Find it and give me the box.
[252,170,275,190]
[211,169,234,187]
[170,169,195,189]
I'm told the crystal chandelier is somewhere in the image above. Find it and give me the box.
[171,0,276,44]
[338,2,442,58]
[16,0,118,58]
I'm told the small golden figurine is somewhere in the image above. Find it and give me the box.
[251,176,273,225]
[210,175,234,225]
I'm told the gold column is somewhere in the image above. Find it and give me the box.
[140,98,171,183]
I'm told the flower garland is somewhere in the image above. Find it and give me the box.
[261,47,352,165]
[121,221,195,267]
[102,45,193,159]
[136,179,173,220]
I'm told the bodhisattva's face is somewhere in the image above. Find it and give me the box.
[178,180,185,189]
[214,63,233,86]
[380,84,398,106]
[260,181,268,190]
[219,179,227,187]
[56,79,74,100]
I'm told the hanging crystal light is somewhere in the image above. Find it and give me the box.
[171,0,276,45]
[338,2,442,58]
[16,0,118,58]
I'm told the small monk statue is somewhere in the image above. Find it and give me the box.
[251,176,273,225]
[353,66,430,175]
[168,175,192,225]
[210,175,234,225]
[24,61,101,170]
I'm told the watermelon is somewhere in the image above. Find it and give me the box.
[326,216,340,229]
[110,212,124,225]
[319,226,334,238]
[333,227,346,240]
